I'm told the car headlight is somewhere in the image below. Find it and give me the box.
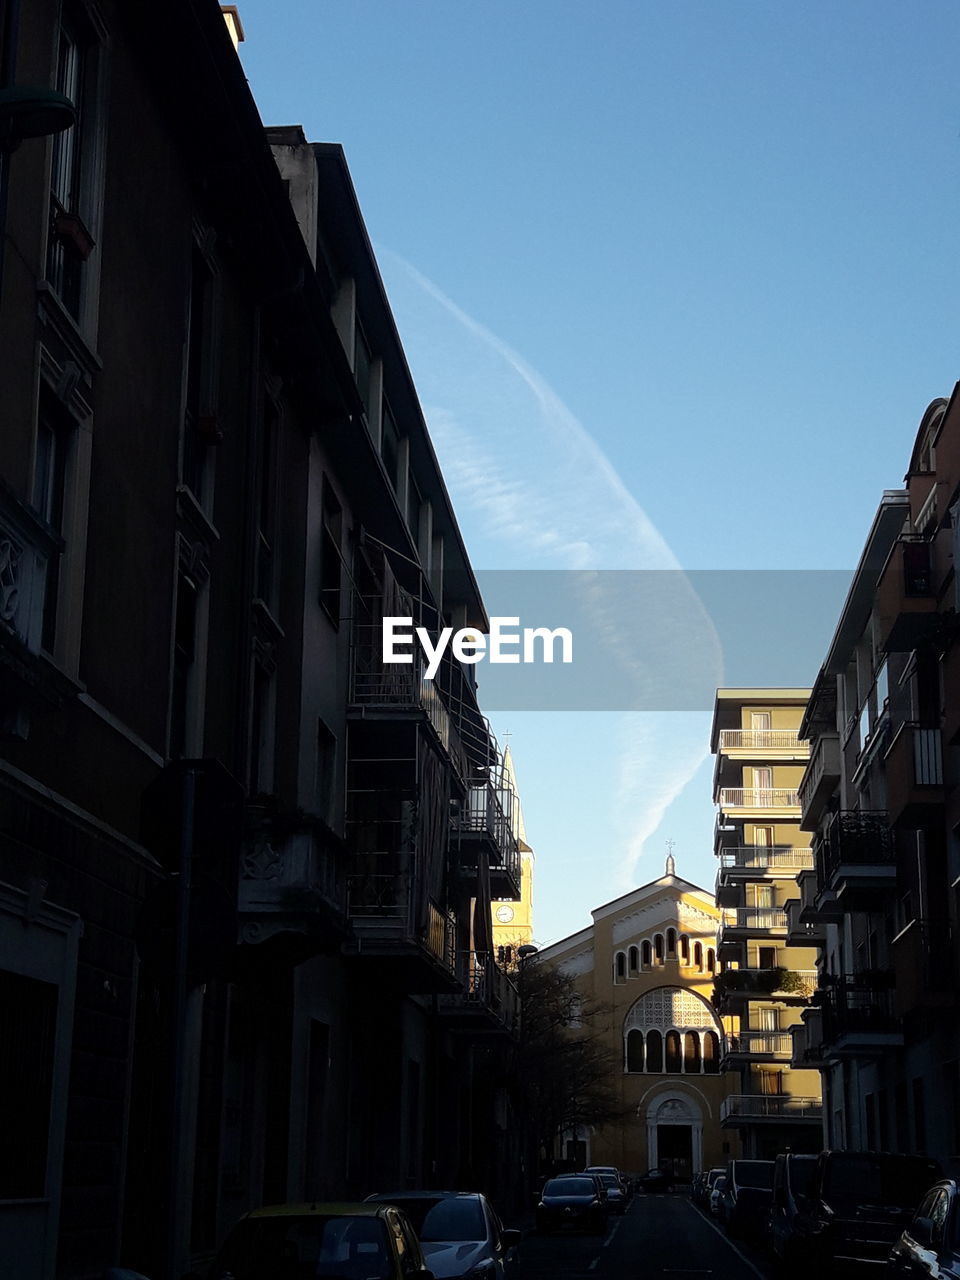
[463,1262,497,1280]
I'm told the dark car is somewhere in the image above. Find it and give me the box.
[636,1167,674,1193]
[364,1191,520,1280]
[803,1151,942,1273]
[720,1159,775,1237]
[203,1202,438,1280]
[537,1175,610,1234]
[889,1180,960,1278]
[591,1171,627,1214]
[767,1152,818,1272]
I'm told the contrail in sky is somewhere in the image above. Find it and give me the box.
[378,251,724,892]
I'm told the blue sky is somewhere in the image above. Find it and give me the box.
[236,1,960,943]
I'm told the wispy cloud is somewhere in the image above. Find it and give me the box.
[379,252,723,892]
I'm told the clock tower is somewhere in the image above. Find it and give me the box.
[490,744,535,959]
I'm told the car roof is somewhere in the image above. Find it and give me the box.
[246,1203,388,1219]
[365,1190,481,1200]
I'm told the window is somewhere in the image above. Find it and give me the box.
[757,1007,780,1032]
[706,948,715,973]
[702,1031,720,1073]
[694,941,703,970]
[683,1031,700,1073]
[0,970,58,1198]
[46,11,98,321]
[615,952,625,982]
[316,719,337,827]
[665,1030,682,1074]
[170,569,199,759]
[406,476,423,550]
[757,946,777,970]
[319,479,342,625]
[626,1029,644,1072]
[628,946,638,975]
[354,322,372,416]
[666,928,676,956]
[255,395,280,604]
[654,934,664,964]
[641,940,651,968]
[182,244,220,508]
[680,935,689,964]
[645,1030,663,1073]
[381,401,400,491]
[753,767,773,803]
[32,397,71,652]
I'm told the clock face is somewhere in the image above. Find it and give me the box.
[495,905,514,923]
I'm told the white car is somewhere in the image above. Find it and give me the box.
[365,1190,520,1279]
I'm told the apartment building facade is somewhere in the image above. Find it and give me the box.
[797,394,960,1164]
[710,690,824,1158]
[537,858,739,1179]
[0,5,520,1279]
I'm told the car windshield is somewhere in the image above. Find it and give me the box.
[597,1175,619,1189]
[822,1155,941,1212]
[736,1162,774,1190]
[384,1197,485,1242]
[212,1214,392,1280]
[545,1178,594,1196]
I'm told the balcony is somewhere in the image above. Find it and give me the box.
[437,950,520,1034]
[723,1031,794,1063]
[883,723,944,826]
[240,823,347,956]
[791,1013,826,1068]
[814,811,896,910]
[715,846,813,905]
[719,1094,823,1126]
[819,976,903,1056]
[454,777,521,899]
[344,871,458,992]
[717,788,801,819]
[892,918,956,1017]
[785,896,826,948]
[799,733,841,831]
[720,907,789,936]
[718,729,808,755]
[714,967,817,1013]
[876,538,939,653]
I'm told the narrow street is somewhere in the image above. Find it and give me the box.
[517,1193,771,1280]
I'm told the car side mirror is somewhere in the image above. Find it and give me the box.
[912,1216,935,1248]
[501,1229,522,1249]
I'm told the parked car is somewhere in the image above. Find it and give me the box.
[767,1152,818,1272]
[585,1165,631,1200]
[635,1167,674,1193]
[591,1171,627,1214]
[888,1179,960,1278]
[537,1174,610,1234]
[364,1191,520,1279]
[802,1151,942,1273]
[204,1202,438,1280]
[709,1176,728,1217]
[720,1159,775,1237]
[697,1167,726,1210]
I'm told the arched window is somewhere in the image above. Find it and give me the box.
[707,948,716,973]
[628,945,639,974]
[641,940,652,968]
[615,952,626,981]
[680,935,690,964]
[626,1029,644,1072]
[694,941,703,970]
[654,934,664,964]
[684,1031,701,1073]
[702,1031,720,1073]
[646,1029,663,1073]
[666,927,677,955]
[665,1030,682,1073]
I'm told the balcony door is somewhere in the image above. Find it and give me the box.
[750,712,772,748]
[753,767,774,806]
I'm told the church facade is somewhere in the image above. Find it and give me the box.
[536,858,741,1178]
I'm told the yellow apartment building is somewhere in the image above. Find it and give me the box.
[536,857,739,1178]
[711,690,824,1157]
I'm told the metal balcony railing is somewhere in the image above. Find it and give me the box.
[719,730,808,751]
[718,847,814,873]
[720,1094,822,1122]
[721,907,789,931]
[725,1031,794,1057]
[458,777,521,888]
[451,950,520,1031]
[815,811,894,883]
[819,975,900,1039]
[718,788,801,809]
